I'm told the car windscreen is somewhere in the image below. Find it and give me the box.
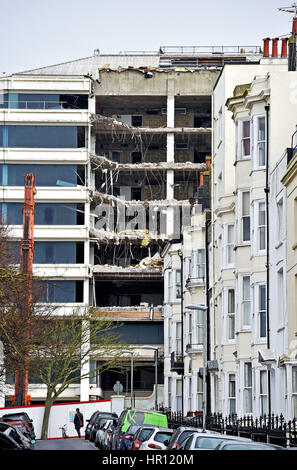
[178,430,196,444]
[139,429,154,442]
[195,436,229,449]
[154,432,172,444]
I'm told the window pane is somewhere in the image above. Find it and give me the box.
[1,125,85,148]
[228,290,235,313]
[258,117,266,141]
[2,164,77,186]
[243,121,250,138]
[243,217,250,242]
[34,242,77,263]
[259,285,266,310]
[242,192,250,216]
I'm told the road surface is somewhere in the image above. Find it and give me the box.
[34,438,97,450]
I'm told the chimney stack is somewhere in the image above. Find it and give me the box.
[272,38,279,57]
[263,38,270,57]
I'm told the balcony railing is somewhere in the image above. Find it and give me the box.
[0,100,81,110]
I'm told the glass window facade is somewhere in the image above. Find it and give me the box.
[0,164,78,187]
[0,202,83,225]
[0,125,86,148]
[0,93,88,110]
[34,242,77,264]
[41,280,83,303]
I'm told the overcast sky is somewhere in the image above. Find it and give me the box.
[1,0,294,74]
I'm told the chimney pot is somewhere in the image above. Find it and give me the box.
[263,38,270,57]
[272,38,279,58]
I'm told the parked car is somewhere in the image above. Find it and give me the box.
[178,432,253,450]
[120,424,142,450]
[167,426,201,450]
[0,421,33,449]
[112,409,168,450]
[215,440,285,450]
[95,418,114,449]
[139,426,174,450]
[1,412,35,442]
[0,430,33,450]
[85,411,118,442]
[103,421,118,451]
[90,412,118,443]
[128,425,161,450]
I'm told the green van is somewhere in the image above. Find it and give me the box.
[112,409,168,449]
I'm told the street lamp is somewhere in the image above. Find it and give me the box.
[142,346,158,410]
[121,350,134,409]
[185,304,208,432]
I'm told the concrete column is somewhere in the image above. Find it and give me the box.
[166,87,175,237]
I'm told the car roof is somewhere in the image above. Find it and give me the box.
[175,426,203,432]
[189,432,252,441]
[218,440,284,449]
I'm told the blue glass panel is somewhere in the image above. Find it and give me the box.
[34,242,76,263]
[3,164,77,186]
[43,280,76,302]
[5,125,83,148]
[0,93,8,109]
[0,202,81,225]
[18,94,60,109]
[35,203,77,225]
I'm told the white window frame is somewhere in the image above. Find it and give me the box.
[176,379,183,412]
[191,249,206,280]
[175,321,182,355]
[227,288,236,341]
[168,269,181,302]
[276,197,284,245]
[238,190,251,244]
[188,377,192,412]
[243,362,253,414]
[259,370,268,416]
[223,287,236,343]
[255,200,266,254]
[241,275,252,330]
[222,223,235,268]
[253,114,266,169]
[197,374,203,412]
[255,283,267,341]
[228,373,237,416]
[237,119,251,160]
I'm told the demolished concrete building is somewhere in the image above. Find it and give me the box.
[0,46,262,406]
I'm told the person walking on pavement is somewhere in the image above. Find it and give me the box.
[74,408,84,438]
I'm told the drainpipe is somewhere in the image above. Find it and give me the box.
[264,104,271,417]
[205,214,211,415]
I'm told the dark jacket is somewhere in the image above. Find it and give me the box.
[74,412,84,428]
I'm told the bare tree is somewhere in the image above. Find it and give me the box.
[28,310,128,439]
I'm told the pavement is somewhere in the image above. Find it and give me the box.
[34,438,98,450]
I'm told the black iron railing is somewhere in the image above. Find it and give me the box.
[162,411,297,448]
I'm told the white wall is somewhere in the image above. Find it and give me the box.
[0,399,111,439]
